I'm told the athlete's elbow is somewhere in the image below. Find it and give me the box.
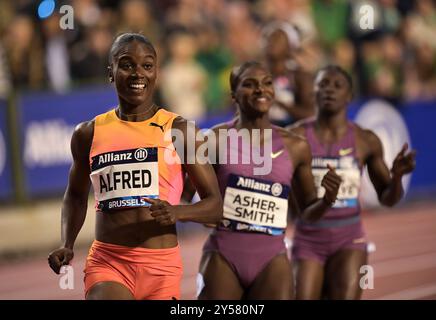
[63,192,88,211]
[380,198,397,208]
[379,194,401,208]
[211,198,223,223]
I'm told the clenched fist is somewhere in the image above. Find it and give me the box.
[321,164,342,205]
[48,247,74,274]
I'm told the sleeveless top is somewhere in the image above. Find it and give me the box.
[298,120,362,228]
[89,108,183,212]
[215,120,294,235]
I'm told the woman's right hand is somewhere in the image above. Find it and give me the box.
[48,247,74,274]
[321,164,342,205]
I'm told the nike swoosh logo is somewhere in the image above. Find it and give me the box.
[271,149,284,159]
[339,147,353,156]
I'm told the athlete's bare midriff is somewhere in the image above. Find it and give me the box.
[95,207,178,248]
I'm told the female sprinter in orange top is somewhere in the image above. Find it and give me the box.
[48,33,223,300]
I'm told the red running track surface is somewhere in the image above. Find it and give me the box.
[0,202,435,300]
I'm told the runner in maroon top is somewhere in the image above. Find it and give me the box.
[289,65,416,300]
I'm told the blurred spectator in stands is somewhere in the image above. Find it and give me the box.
[165,0,204,31]
[311,0,349,53]
[160,30,207,120]
[257,0,318,44]
[41,14,71,93]
[0,0,433,108]
[402,0,436,101]
[72,0,102,28]
[380,0,402,33]
[118,0,161,45]
[0,42,11,99]
[70,25,113,84]
[348,0,402,97]
[196,24,233,113]
[224,1,261,63]
[198,0,227,29]
[405,0,436,50]
[364,34,404,103]
[261,22,315,126]
[4,15,44,90]
[0,1,15,36]
[66,0,104,67]
[332,39,355,74]
[404,42,436,101]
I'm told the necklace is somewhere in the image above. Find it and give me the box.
[116,103,157,119]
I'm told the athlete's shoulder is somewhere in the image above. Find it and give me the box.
[286,117,315,137]
[275,125,310,156]
[353,123,380,144]
[171,114,188,127]
[210,120,233,132]
[352,122,383,158]
[94,108,115,119]
[156,107,179,118]
[74,120,94,139]
[275,125,306,142]
[170,115,201,138]
[71,120,94,156]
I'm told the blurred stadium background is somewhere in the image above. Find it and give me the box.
[0,0,435,299]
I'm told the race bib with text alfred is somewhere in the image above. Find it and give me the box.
[312,156,361,208]
[221,174,290,235]
[90,147,159,211]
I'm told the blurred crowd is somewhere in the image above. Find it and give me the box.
[0,0,435,120]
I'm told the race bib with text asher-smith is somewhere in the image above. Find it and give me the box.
[90,147,159,211]
[221,174,290,235]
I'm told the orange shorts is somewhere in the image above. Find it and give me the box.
[84,240,183,300]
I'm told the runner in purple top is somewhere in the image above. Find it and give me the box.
[184,61,342,300]
[288,65,416,300]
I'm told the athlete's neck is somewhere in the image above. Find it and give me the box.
[316,110,348,140]
[116,102,157,122]
[237,113,271,131]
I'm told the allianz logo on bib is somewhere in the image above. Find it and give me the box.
[134,148,148,161]
[236,177,282,196]
[98,148,148,166]
[98,152,132,165]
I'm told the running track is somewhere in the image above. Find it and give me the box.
[0,202,435,300]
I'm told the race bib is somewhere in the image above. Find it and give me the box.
[312,156,360,208]
[90,147,159,211]
[222,174,290,235]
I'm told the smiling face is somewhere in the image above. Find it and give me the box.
[233,64,275,117]
[109,40,157,108]
[314,68,352,115]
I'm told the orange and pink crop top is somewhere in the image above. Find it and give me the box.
[89,108,184,212]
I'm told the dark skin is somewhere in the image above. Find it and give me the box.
[190,65,341,300]
[47,41,223,299]
[289,69,416,300]
[264,29,314,121]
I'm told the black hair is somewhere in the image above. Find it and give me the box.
[229,61,266,93]
[315,65,353,90]
[108,32,156,64]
